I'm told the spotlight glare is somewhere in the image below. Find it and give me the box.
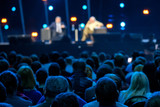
[11,7,16,12]
[121,27,125,30]
[106,23,113,29]
[120,22,126,27]
[31,32,38,37]
[120,3,125,8]
[43,24,47,28]
[70,17,77,22]
[80,23,85,29]
[1,18,7,24]
[143,9,150,15]
[82,5,87,10]
[48,5,54,11]
[4,25,9,30]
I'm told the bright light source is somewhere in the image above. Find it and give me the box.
[120,22,126,27]
[1,18,7,24]
[106,23,113,29]
[4,25,9,30]
[11,7,16,12]
[80,23,85,29]
[31,32,38,37]
[120,3,125,8]
[120,27,125,30]
[48,5,54,11]
[108,19,113,22]
[70,17,77,22]
[143,9,150,15]
[82,5,87,10]
[43,24,47,28]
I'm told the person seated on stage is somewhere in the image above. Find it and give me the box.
[47,16,66,41]
[81,16,104,41]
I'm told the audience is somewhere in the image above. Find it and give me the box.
[0,49,160,107]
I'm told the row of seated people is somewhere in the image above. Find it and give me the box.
[0,50,160,107]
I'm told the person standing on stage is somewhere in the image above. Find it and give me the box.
[47,16,66,41]
[81,16,104,41]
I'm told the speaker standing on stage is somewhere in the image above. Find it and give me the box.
[81,16,104,41]
[47,16,66,41]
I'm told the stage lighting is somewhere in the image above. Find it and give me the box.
[120,27,125,30]
[106,23,113,29]
[1,18,7,24]
[11,7,16,12]
[120,3,125,8]
[31,32,38,37]
[120,22,126,27]
[143,9,149,15]
[82,5,87,10]
[70,17,77,22]
[4,25,9,30]
[43,24,47,28]
[48,5,54,11]
[80,23,85,29]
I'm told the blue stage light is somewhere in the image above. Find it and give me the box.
[120,3,125,8]
[4,25,9,30]
[120,22,126,27]
[43,24,47,28]
[121,27,125,30]
[80,23,85,29]
[48,5,54,11]
[11,7,16,12]
[82,5,87,10]
[108,19,113,22]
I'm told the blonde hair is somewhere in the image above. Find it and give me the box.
[17,66,36,89]
[120,72,150,103]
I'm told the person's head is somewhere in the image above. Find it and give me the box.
[30,54,39,62]
[51,92,79,107]
[89,16,96,23]
[44,76,69,98]
[96,64,112,80]
[113,67,126,82]
[0,52,8,60]
[65,56,73,65]
[57,57,66,71]
[0,59,9,73]
[114,53,125,67]
[55,16,61,23]
[17,66,36,89]
[73,60,86,74]
[145,92,160,107]
[0,82,7,102]
[105,73,122,91]
[36,68,48,85]
[154,57,160,67]
[20,56,33,66]
[49,51,60,62]
[128,72,150,95]
[103,60,115,69]
[80,51,89,59]
[8,51,16,65]
[136,56,147,65]
[96,77,118,106]
[61,51,69,59]
[86,58,95,70]
[49,63,61,76]
[39,54,49,64]
[0,71,18,95]
[98,52,106,63]
[132,59,144,71]
[31,61,42,74]
[134,64,144,72]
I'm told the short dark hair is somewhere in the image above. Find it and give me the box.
[95,77,118,106]
[0,59,9,73]
[0,82,7,102]
[20,56,33,66]
[145,92,160,107]
[51,92,79,107]
[49,63,61,76]
[31,61,42,74]
[114,53,125,67]
[0,71,18,95]
[96,64,112,80]
[73,60,86,73]
[36,68,48,85]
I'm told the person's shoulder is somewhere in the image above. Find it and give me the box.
[83,100,99,107]
[116,102,128,107]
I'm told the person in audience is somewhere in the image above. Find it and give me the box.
[20,56,33,66]
[32,76,69,107]
[17,66,42,105]
[8,51,17,67]
[49,62,61,76]
[36,68,48,95]
[118,72,151,105]
[0,59,9,73]
[145,91,160,107]
[98,52,106,65]
[51,92,79,107]
[0,71,32,106]
[114,53,125,68]
[65,56,73,74]
[81,16,104,41]
[84,77,127,107]
[31,61,42,74]
[0,82,7,102]
[49,51,60,62]
[61,51,69,59]
[30,54,39,62]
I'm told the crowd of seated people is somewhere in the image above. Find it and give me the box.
[0,50,160,107]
